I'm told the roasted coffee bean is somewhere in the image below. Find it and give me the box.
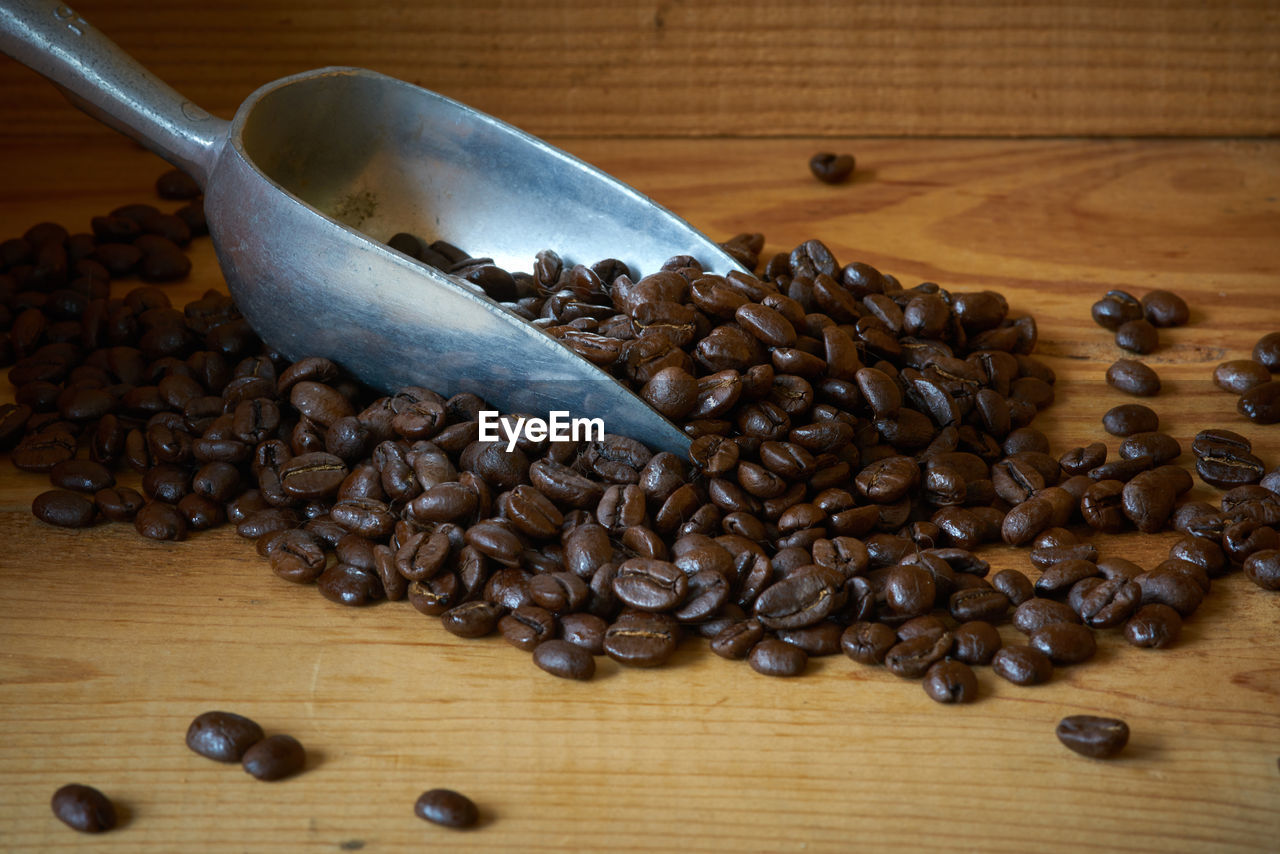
[952,620,1002,665]
[1081,479,1127,533]
[1056,715,1128,759]
[1013,597,1081,634]
[1029,543,1097,570]
[1214,359,1271,394]
[1091,291,1143,330]
[441,601,503,638]
[1035,559,1101,598]
[1071,577,1141,628]
[1123,603,1183,648]
[1140,289,1189,327]
[775,621,843,656]
[1114,318,1158,354]
[242,733,306,781]
[753,565,845,629]
[839,621,897,665]
[533,639,596,679]
[1195,446,1265,489]
[1121,470,1177,533]
[1120,432,1181,465]
[1253,331,1280,370]
[884,563,937,618]
[1238,380,1280,424]
[809,152,855,184]
[1001,496,1053,546]
[31,489,97,528]
[186,710,265,762]
[1102,403,1158,436]
[992,644,1053,686]
[1106,359,1160,396]
[51,783,117,833]
[748,636,808,677]
[948,587,1009,622]
[603,610,679,667]
[612,558,688,612]
[1242,549,1280,590]
[712,619,766,660]
[415,788,479,829]
[559,612,607,654]
[95,486,146,522]
[1029,622,1096,665]
[923,659,978,703]
[991,569,1034,606]
[317,563,383,606]
[134,501,187,540]
[1222,519,1278,564]
[884,631,953,678]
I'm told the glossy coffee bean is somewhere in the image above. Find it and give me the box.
[923,659,978,703]
[533,639,596,679]
[1102,403,1159,436]
[1056,715,1129,759]
[1106,359,1160,396]
[1114,319,1158,354]
[32,489,97,528]
[186,710,265,762]
[991,644,1053,686]
[1252,331,1280,371]
[1238,381,1280,424]
[1243,549,1280,590]
[809,152,855,184]
[242,733,306,781]
[1140,290,1189,327]
[749,637,808,677]
[1214,359,1271,393]
[1030,622,1097,665]
[603,611,678,667]
[415,788,479,829]
[1123,603,1182,648]
[51,783,117,833]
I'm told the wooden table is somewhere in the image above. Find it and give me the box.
[1,136,1278,853]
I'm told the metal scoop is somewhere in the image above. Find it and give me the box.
[2,0,744,455]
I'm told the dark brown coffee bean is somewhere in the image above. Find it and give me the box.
[1252,331,1280,370]
[612,558,688,612]
[1013,597,1081,634]
[1114,319,1158,354]
[948,587,1009,622]
[94,486,146,522]
[1106,359,1160,396]
[559,613,607,654]
[1123,603,1183,648]
[603,610,679,667]
[1081,479,1127,533]
[317,563,383,606]
[32,489,97,528]
[1001,496,1053,546]
[753,565,846,629]
[991,569,1034,606]
[134,501,187,540]
[1030,622,1097,665]
[809,152,855,184]
[1243,549,1280,590]
[711,619,766,660]
[51,783,117,833]
[1102,403,1158,436]
[440,602,502,638]
[992,644,1053,686]
[1091,291,1143,330]
[1214,359,1271,394]
[1056,715,1128,759]
[415,788,479,829]
[533,639,596,680]
[1071,576,1141,629]
[1120,432,1181,465]
[923,659,978,703]
[748,637,808,677]
[1238,380,1280,424]
[186,710,265,762]
[884,631,953,678]
[242,733,306,781]
[775,621,843,656]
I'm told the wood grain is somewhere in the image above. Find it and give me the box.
[1,136,1279,852]
[1,0,1278,140]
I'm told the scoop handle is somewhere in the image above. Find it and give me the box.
[0,0,228,186]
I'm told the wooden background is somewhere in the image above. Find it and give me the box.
[0,0,1278,140]
[2,1,1280,852]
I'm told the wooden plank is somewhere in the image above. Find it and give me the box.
[1,136,1279,852]
[0,0,1277,139]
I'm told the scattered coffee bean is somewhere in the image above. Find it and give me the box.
[1102,403,1158,436]
[186,710,266,762]
[991,644,1053,686]
[241,733,306,781]
[1106,359,1161,396]
[809,152,855,184]
[1239,381,1280,424]
[1214,359,1272,394]
[415,788,479,829]
[749,636,809,677]
[532,639,596,680]
[1253,332,1280,371]
[1140,290,1189,327]
[51,783,117,833]
[1123,603,1182,648]
[1056,714,1129,759]
[1115,319,1158,354]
